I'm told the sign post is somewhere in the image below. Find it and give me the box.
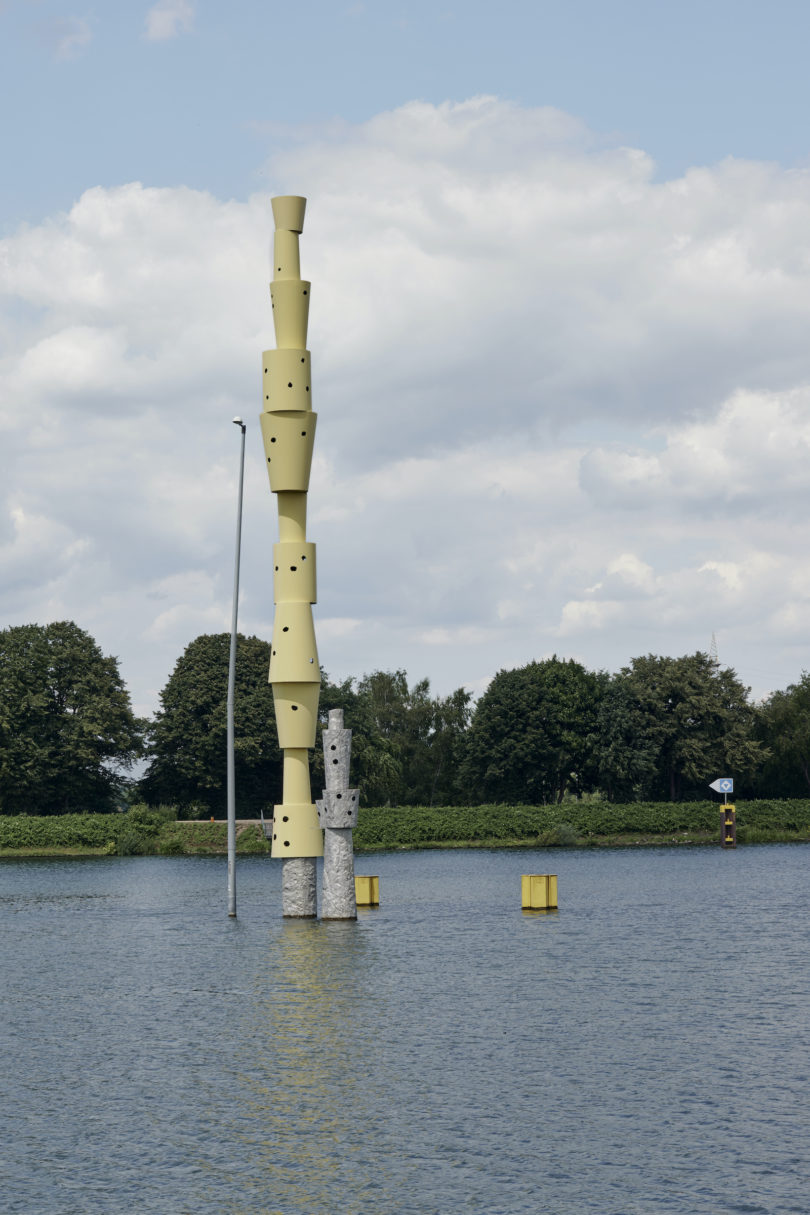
[709,778,736,848]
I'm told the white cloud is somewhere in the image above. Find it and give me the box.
[5,99,810,710]
[145,0,194,41]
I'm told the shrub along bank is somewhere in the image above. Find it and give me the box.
[2,800,810,855]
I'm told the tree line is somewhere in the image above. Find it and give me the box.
[3,620,810,815]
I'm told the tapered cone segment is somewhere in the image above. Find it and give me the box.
[269,602,319,681]
[260,410,317,492]
[272,195,306,233]
[270,280,310,348]
[270,802,323,858]
[273,229,301,280]
[283,748,312,804]
[262,349,312,412]
[272,682,320,749]
[273,541,317,603]
[277,492,308,543]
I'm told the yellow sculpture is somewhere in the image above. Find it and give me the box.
[262,196,323,912]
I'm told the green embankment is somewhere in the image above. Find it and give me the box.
[2,800,810,856]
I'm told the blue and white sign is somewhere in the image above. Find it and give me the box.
[709,778,734,794]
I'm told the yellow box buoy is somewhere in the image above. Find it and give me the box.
[355,875,379,906]
[522,874,558,910]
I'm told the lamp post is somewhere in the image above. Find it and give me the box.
[227,416,246,918]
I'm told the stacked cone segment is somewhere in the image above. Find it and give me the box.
[263,196,323,862]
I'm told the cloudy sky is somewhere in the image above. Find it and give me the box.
[4,0,810,717]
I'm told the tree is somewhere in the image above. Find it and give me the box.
[756,673,810,796]
[460,657,604,804]
[593,674,658,802]
[140,633,281,817]
[0,621,143,815]
[620,652,767,801]
[313,670,473,806]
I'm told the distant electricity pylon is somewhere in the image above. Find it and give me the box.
[709,632,719,665]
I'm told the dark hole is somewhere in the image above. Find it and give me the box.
[291,705,298,711]
[332,759,338,765]
[284,840,290,847]
[336,793,342,800]
[305,386,310,392]
[282,815,289,822]
[273,833,277,840]
[303,290,308,295]
[330,745,336,750]
[290,565,297,571]
[274,565,279,571]
[301,431,307,436]
[277,266,281,272]
[287,382,293,387]
[265,395,269,400]
[300,357,305,363]
[272,649,276,655]
[351,795,356,801]
[282,626,289,632]
[267,457,271,463]
[301,555,307,560]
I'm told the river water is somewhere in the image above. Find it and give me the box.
[1,845,808,1214]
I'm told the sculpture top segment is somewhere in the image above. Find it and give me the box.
[272,196,306,234]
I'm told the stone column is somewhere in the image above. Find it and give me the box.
[317,709,359,919]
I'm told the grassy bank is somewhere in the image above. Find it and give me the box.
[2,800,810,856]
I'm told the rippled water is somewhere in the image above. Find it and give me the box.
[2,845,809,1214]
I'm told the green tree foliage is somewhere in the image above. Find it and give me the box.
[140,633,281,817]
[756,672,810,796]
[620,652,767,801]
[314,670,472,806]
[0,621,143,814]
[460,657,604,804]
[593,674,659,802]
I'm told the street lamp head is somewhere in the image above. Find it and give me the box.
[232,416,244,426]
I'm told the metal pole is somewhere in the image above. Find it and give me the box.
[227,417,246,918]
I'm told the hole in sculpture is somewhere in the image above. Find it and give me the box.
[290,565,297,571]
[303,290,308,295]
[273,833,277,840]
[332,759,338,765]
[309,658,314,663]
[291,705,299,711]
[336,793,342,800]
[274,565,279,571]
[282,815,289,822]
[284,840,290,847]
[301,431,307,436]
[302,555,307,560]
[270,436,276,443]
[282,626,289,632]
[330,745,336,751]
[288,382,293,388]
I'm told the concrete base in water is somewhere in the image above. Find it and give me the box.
[282,857,317,917]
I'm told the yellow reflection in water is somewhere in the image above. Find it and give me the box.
[223,920,396,1213]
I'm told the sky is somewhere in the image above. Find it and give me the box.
[4,0,810,718]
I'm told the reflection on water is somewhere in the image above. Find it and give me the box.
[225,921,399,1214]
[2,848,810,1213]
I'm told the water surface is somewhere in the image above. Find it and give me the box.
[2,846,808,1213]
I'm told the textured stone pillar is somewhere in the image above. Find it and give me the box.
[317,709,359,919]
[281,857,317,918]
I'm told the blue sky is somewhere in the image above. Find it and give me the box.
[5,0,810,226]
[4,0,810,717]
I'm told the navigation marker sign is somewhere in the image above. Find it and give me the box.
[709,778,734,794]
